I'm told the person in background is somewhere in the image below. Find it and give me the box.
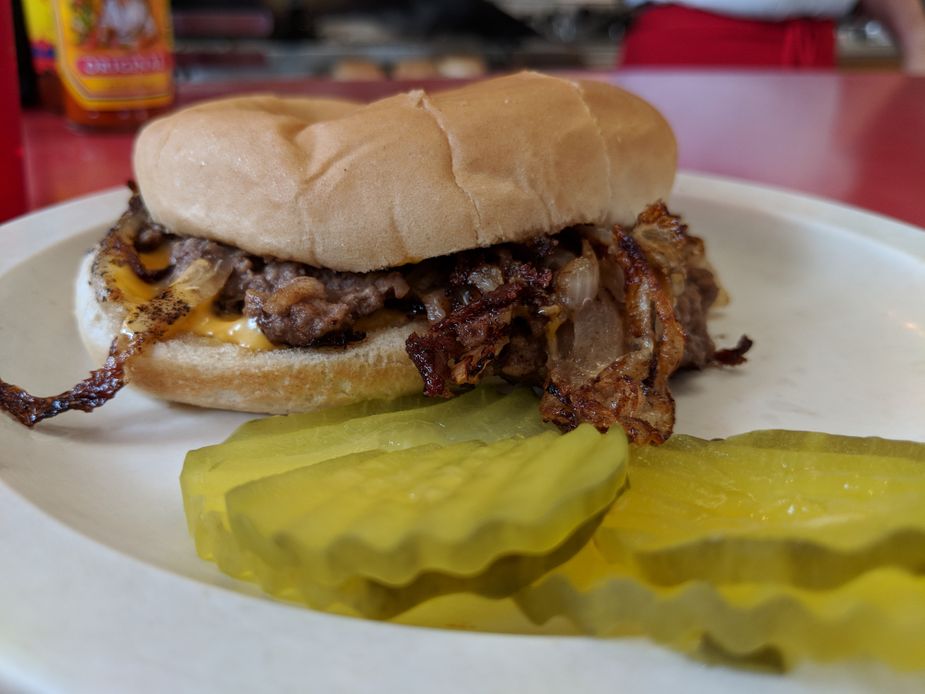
[620,0,925,73]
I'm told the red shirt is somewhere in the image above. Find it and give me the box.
[621,5,837,68]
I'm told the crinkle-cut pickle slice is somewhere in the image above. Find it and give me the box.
[223,393,435,443]
[594,431,925,588]
[252,508,604,621]
[226,424,627,587]
[514,542,925,671]
[181,388,550,560]
[726,430,925,460]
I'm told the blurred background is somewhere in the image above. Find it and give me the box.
[12,0,911,110]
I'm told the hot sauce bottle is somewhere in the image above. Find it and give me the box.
[52,0,174,130]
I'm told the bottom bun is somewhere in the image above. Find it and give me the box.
[74,253,426,414]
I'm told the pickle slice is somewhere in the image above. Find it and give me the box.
[280,509,604,620]
[727,430,925,461]
[181,388,551,561]
[226,424,626,586]
[223,393,435,443]
[515,542,925,670]
[595,431,925,587]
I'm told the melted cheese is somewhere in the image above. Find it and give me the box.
[137,246,171,271]
[112,264,159,302]
[184,302,276,351]
[112,258,276,351]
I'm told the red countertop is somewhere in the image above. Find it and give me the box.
[19,70,925,229]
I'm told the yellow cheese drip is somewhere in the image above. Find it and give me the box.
[112,258,276,351]
[137,246,171,271]
[184,303,276,351]
[111,263,159,302]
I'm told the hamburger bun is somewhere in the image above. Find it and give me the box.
[391,58,441,80]
[133,71,676,273]
[330,58,387,81]
[435,54,487,79]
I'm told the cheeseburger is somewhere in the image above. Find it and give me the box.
[0,72,748,443]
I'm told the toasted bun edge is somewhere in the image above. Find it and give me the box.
[74,253,426,414]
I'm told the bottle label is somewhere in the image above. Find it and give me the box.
[23,0,58,73]
[53,0,173,110]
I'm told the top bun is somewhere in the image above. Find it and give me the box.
[133,72,677,273]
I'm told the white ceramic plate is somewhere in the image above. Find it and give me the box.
[2,174,924,693]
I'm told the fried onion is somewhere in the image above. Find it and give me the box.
[540,227,686,444]
[0,216,231,427]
